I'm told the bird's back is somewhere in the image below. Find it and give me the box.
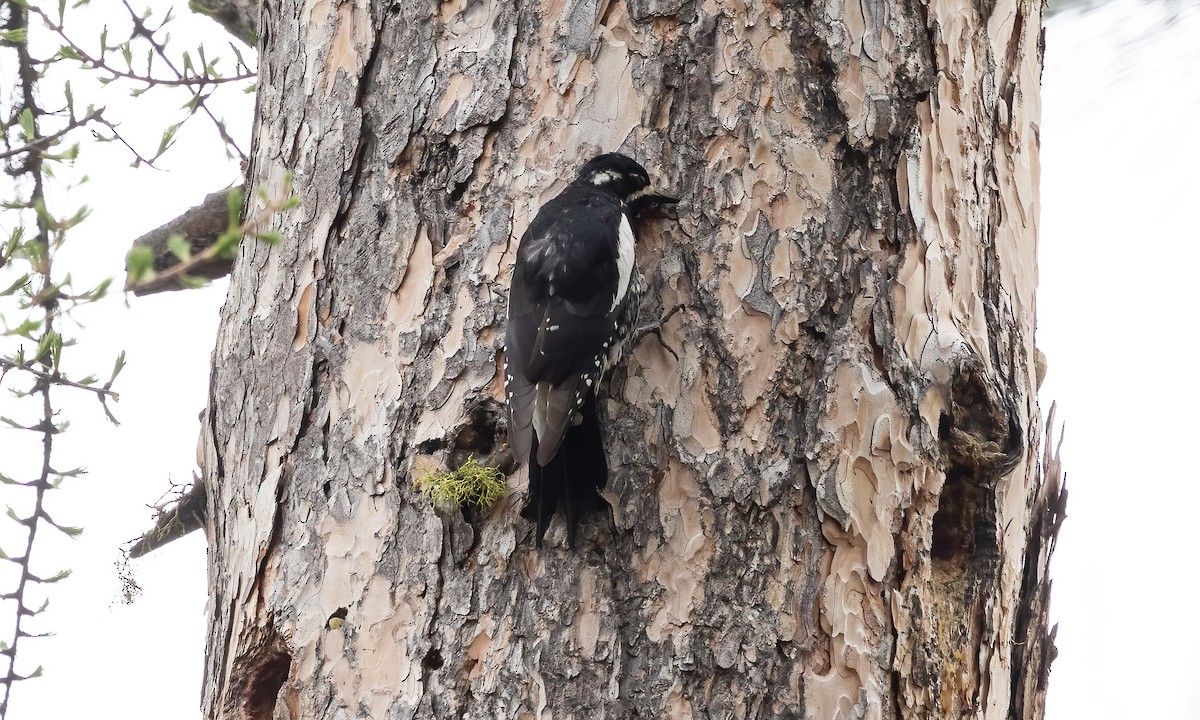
[507,186,628,386]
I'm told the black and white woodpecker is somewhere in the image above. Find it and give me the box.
[504,152,678,547]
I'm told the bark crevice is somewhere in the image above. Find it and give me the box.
[226,627,292,720]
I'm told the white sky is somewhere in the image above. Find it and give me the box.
[0,4,248,717]
[1039,2,1200,718]
[2,1,1197,718]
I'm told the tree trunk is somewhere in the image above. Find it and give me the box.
[201,0,1060,718]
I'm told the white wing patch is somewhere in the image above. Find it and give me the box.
[612,214,635,311]
[532,382,548,441]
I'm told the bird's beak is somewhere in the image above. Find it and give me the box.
[631,186,680,205]
[629,187,681,217]
[645,191,680,205]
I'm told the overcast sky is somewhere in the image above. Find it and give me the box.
[1039,2,1200,718]
[2,1,1198,718]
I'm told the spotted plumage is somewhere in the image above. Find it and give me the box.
[504,153,677,547]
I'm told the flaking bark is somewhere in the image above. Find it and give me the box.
[201,1,1057,718]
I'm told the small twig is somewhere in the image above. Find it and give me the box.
[98,396,121,426]
[93,116,162,169]
[0,359,119,400]
[0,108,104,160]
[119,0,248,160]
[203,112,245,161]
[83,63,253,87]
[25,4,254,89]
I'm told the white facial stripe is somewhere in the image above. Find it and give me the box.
[589,170,618,186]
[611,214,635,311]
[628,185,657,200]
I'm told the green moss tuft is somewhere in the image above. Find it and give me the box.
[414,456,507,512]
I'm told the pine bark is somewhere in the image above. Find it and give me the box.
[201,1,1059,718]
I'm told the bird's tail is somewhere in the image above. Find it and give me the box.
[521,393,610,548]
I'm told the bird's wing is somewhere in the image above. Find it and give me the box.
[504,355,537,462]
[534,378,597,466]
[505,190,627,464]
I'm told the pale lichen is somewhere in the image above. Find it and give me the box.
[414,456,506,512]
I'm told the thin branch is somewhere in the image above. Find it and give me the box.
[23,0,253,165]
[120,0,248,160]
[0,359,119,399]
[93,116,162,169]
[25,4,254,89]
[1,4,67,713]
[81,63,254,87]
[0,107,104,160]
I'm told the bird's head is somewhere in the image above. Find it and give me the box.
[575,152,679,213]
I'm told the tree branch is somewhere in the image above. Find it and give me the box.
[125,187,240,295]
[0,5,57,712]
[187,0,260,48]
[0,359,119,399]
[128,477,208,558]
[26,5,254,88]
[121,0,248,160]
[0,108,104,160]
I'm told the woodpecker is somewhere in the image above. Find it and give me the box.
[504,152,678,547]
